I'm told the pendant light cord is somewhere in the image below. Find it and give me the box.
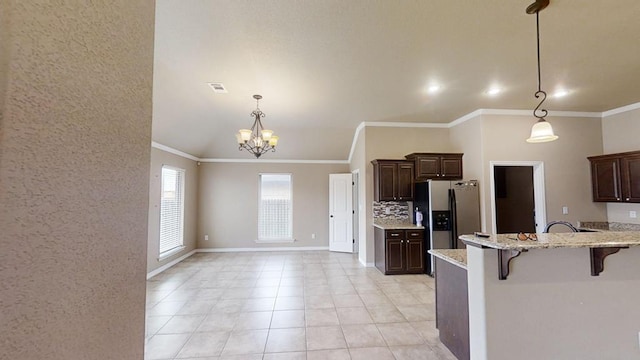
[536,12,542,93]
[533,11,548,121]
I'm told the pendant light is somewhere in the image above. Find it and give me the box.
[526,0,558,143]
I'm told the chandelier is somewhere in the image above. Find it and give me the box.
[236,94,279,158]
[525,0,558,143]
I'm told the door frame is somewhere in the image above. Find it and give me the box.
[351,169,359,254]
[489,161,547,234]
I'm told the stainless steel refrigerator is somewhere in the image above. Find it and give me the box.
[414,179,481,275]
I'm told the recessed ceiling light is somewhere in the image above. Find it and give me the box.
[427,85,441,94]
[486,87,502,96]
[207,82,228,94]
[552,89,569,98]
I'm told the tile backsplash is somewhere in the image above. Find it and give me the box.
[373,201,410,219]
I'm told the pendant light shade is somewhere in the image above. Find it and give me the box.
[526,119,558,143]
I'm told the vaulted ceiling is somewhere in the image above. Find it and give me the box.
[152,0,640,160]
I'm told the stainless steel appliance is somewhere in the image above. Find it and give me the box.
[414,180,481,275]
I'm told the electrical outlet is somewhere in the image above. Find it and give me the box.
[630,211,637,219]
[385,208,391,215]
[562,206,569,215]
[204,234,209,241]
[311,233,316,239]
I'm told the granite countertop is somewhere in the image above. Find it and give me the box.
[373,219,425,230]
[578,221,640,232]
[460,231,640,250]
[428,249,467,269]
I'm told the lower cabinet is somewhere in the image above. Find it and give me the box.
[375,227,424,275]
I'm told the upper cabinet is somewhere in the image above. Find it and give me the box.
[588,150,640,203]
[371,160,414,201]
[405,153,464,181]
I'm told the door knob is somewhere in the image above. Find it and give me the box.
[626,198,630,201]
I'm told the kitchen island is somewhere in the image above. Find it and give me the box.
[459,232,640,360]
[429,249,469,360]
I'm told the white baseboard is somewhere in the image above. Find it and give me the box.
[146,250,196,279]
[197,246,329,253]
[358,257,375,267]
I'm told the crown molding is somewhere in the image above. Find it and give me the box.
[347,122,366,164]
[601,101,640,117]
[151,141,200,161]
[199,158,348,164]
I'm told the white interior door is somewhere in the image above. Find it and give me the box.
[329,174,353,253]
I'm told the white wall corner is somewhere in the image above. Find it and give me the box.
[146,249,197,279]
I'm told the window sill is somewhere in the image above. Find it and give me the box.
[159,246,186,261]
[255,239,296,244]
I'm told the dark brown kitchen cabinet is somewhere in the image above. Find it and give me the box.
[405,153,463,181]
[375,227,424,275]
[371,160,414,201]
[588,150,640,203]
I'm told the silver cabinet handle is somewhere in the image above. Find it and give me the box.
[613,161,619,198]
[626,198,630,201]
[391,234,399,237]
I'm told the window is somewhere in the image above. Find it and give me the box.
[159,166,185,257]
[258,174,293,241]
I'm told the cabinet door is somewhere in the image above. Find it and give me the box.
[416,156,440,180]
[440,155,463,180]
[621,155,640,203]
[590,158,622,202]
[405,239,424,273]
[385,238,405,274]
[378,163,397,201]
[397,162,414,201]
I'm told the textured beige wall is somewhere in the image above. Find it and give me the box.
[601,107,640,224]
[480,115,607,232]
[0,2,154,360]
[147,148,199,273]
[0,0,8,116]
[198,162,349,249]
[361,126,452,264]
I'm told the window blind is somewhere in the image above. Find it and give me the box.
[259,174,292,240]
[159,166,185,255]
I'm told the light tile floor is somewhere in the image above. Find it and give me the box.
[145,251,457,360]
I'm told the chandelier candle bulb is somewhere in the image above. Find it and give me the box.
[239,129,252,142]
[261,129,273,141]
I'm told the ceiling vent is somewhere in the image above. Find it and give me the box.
[208,82,228,93]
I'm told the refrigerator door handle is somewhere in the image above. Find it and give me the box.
[450,189,457,249]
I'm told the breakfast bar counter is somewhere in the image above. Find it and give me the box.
[456,231,640,360]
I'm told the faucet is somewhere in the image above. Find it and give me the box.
[543,221,578,233]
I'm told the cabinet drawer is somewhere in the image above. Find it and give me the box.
[386,230,405,239]
[407,230,424,239]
